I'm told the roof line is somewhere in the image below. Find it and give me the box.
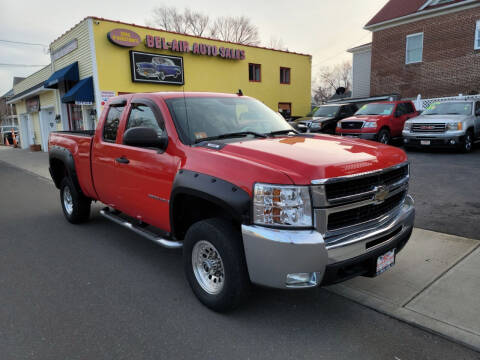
[365,0,479,30]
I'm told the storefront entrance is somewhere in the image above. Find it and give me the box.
[69,104,84,130]
[40,108,56,151]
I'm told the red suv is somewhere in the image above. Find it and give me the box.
[336,101,419,144]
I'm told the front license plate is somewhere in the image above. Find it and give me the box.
[376,249,395,275]
[420,140,431,145]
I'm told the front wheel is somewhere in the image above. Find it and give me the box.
[60,177,91,224]
[183,218,250,312]
[377,129,391,144]
[460,131,474,153]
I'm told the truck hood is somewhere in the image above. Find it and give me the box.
[218,135,407,185]
[342,115,389,122]
[409,114,470,123]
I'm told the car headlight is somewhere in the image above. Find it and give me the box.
[310,122,321,129]
[336,122,342,129]
[446,122,463,131]
[363,121,377,128]
[253,184,312,228]
[404,122,412,131]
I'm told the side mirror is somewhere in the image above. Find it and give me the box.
[123,127,168,151]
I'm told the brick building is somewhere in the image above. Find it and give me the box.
[357,0,480,99]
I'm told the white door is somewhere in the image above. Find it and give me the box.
[40,108,56,151]
[19,115,31,149]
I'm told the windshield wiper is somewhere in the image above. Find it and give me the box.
[425,113,438,115]
[446,112,461,115]
[194,131,267,143]
[268,129,299,136]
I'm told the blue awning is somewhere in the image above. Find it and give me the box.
[61,77,94,104]
[44,62,79,89]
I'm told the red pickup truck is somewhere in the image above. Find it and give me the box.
[336,101,419,144]
[48,92,415,312]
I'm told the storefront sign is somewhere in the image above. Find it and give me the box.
[108,28,141,47]
[145,35,245,60]
[26,96,40,113]
[130,51,184,85]
[51,39,78,61]
[100,91,116,106]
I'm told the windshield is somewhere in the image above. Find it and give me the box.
[165,96,293,144]
[423,102,472,116]
[356,103,394,116]
[307,105,340,118]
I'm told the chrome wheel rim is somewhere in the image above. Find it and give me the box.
[192,240,225,295]
[380,134,389,144]
[63,186,73,215]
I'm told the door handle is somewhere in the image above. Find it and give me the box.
[115,157,130,164]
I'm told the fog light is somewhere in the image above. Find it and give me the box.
[450,139,456,145]
[286,272,318,288]
[404,138,409,143]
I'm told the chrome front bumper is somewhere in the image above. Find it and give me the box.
[241,195,415,289]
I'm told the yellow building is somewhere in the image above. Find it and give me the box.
[9,17,311,151]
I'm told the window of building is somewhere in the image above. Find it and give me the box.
[406,33,423,64]
[475,20,480,50]
[103,105,124,142]
[280,67,290,84]
[126,104,164,137]
[249,63,261,82]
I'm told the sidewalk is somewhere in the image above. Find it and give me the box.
[1,145,480,352]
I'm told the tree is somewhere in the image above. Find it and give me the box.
[147,7,260,45]
[209,16,260,45]
[313,61,352,104]
[267,36,287,51]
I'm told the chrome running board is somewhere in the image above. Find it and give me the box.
[100,208,183,249]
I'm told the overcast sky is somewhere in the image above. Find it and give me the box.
[0,0,388,96]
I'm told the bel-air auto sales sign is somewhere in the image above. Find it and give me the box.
[107,29,246,60]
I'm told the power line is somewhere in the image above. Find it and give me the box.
[0,39,47,47]
[0,63,48,67]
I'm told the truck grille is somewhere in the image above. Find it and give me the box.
[312,163,410,238]
[328,191,406,231]
[411,123,445,133]
[325,164,408,202]
[341,121,363,130]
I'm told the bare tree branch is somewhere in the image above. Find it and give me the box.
[267,36,287,51]
[209,16,260,45]
[313,61,352,103]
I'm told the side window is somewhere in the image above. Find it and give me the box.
[404,102,415,113]
[475,101,480,115]
[126,104,164,136]
[103,106,124,142]
[395,103,407,116]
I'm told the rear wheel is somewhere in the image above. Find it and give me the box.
[60,177,91,224]
[377,129,391,144]
[183,218,250,312]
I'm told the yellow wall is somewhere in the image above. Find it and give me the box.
[93,19,311,116]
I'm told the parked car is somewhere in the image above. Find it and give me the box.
[336,101,419,144]
[136,57,181,81]
[403,100,480,152]
[292,103,358,134]
[1,126,19,145]
[48,92,414,312]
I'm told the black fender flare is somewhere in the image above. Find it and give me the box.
[48,145,83,194]
[169,169,251,234]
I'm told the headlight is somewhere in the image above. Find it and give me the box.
[363,121,377,128]
[446,122,462,131]
[404,122,411,131]
[310,122,321,129]
[253,184,312,228]
[336,122,342,129]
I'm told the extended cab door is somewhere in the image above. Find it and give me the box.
[392,103,412,136]
[475,101,480,138]
[114,98,177,232]
[91,101,127,207]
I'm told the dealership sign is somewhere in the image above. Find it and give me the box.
[108,29,141,47]
[145,35,245,60]
[130,51,184,85]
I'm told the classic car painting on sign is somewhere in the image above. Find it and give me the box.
[130,51,184,85]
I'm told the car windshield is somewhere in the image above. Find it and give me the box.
[1,126,17,132]
[307,105,340,118]
[356,103,394,116]
[166,96,294,144]
[423,102,472,116]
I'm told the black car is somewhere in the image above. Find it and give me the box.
[293,103,358,134]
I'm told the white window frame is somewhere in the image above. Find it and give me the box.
[475,20,480,50]
[406,32,424,64]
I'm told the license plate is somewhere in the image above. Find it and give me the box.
[376,249,395,275]
[420,140,431,145]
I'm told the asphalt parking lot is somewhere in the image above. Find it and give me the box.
[405,145,480,240]
[2,161,479,359]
